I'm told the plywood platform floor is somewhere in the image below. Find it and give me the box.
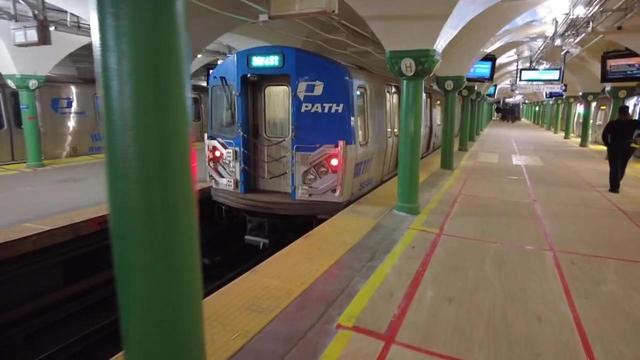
[314,121,640,360]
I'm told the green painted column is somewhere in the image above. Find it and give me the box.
[458,85,476,151]
[4,75,46,168]
[564,97,576,139]
[607,87,634,121]
[96,1,206,359]
[468,92,477,142]
[538,103,544,126]
[580,93,599,147]
[436,76,466,170]
[553,99,563,134]
[387,50,440,214]
[545,101,553,130]
[475,95,483,137]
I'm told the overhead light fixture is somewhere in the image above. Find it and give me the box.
[574,5,586,17]
[197,54,203,58]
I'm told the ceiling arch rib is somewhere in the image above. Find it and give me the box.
[343,0,461,51]
[436,0,545,76]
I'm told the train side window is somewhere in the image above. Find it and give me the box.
[392,89,399,136]
[385,89,392,138]
[0,98,4,130]
[434,100,442,126]
[263,85,291,139]
[10,92,22,129]
[192,96,202,122]
[356,87,369,145]
[210,84,236,134]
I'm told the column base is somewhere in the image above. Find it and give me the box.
[26,161,44,168]
[396,202,420,215]
[579,143,589,148]
[564,135,571,140]
[458,146,468,152]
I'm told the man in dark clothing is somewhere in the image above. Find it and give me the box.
[602,105,640,193]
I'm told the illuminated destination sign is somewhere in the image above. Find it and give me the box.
[519,68,563,82]
[248,54,284,69]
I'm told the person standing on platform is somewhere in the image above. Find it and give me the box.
[602,105,640,193]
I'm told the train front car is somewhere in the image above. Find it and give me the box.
[206,46,354,221]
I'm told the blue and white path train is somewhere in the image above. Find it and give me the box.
[206,46,459,217]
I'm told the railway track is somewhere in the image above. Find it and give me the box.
[0,197,316,359]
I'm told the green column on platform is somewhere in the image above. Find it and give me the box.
[545,101,553,130]
[475,96,483,137]
[458,85,476,151]
[436,76,466,170]
[538,103,544,127]
[553,99,562,134]
[468,92,477,142]
[96,1,206,359]
[4,75,46,168]
[580,93,599,147]
[387,50,440,215]
[607,87,633,121]
[564,97,576,139]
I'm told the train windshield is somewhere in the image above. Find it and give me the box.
[210,80,236,134]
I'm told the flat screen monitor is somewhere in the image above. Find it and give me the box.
[519,68,563,82]
[486,84,497,98]
[601,51,640,83]
[466,55,496,83]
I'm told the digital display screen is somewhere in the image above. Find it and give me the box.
[466,55,496,82]
[248,54,284,69]
[486,84,497,98]
[602,55,640,82]
[519,68,563,82]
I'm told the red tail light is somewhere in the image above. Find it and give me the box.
[209,146,224,164]
[327,155,340,173]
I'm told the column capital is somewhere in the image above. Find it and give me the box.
[606,86,636,99]
[2,74,46,91]
[459,85,476,98]
[435,75,466,93]
[386,49,440,80]
[580,92,600,103]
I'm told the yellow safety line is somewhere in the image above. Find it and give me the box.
[322,152,470,359]
[336,228,419,327]
[321,330,354,360]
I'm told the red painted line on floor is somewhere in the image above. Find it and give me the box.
[512,139,596,360]
[556,249,640,264]
[440,231,640,265]
[375,178,469,360]
[337,324,462,360]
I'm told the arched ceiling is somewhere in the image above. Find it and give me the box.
[9,0,640,101]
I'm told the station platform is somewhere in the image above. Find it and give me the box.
[201,121,640,360]
[0,146,207,259]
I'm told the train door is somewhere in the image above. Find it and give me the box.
[0,89,25,163]
[248,75,292,193]
[573,102,584,136]
[592,98,611,145]
[382,85,399,177]
[0,88,11,163]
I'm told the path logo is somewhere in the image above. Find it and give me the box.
[296,81,344,113]
[50,97,87,116]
